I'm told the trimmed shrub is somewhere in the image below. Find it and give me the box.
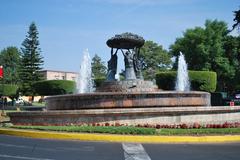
[155,71,176,90]
[190,71,217,92]
[0,84,18,96]
[156,71,217,92]
[94,77,106,87]
[33,80,76,96]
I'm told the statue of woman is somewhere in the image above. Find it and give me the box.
[123,50,134,68]
[106,48,118,81]
[133,47,143,80]
[122,49,136,80]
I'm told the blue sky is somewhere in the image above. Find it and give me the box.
[0,0,239,72]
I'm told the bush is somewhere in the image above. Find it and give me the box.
[33,80,76,96]
[0,84,18,96]
[190,71,217,92]
[9,123,240,135]
[156,71,217,92]
[155,71,176,90]
[94,77,106,87]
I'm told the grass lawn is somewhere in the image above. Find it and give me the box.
[7,125,240,135]
[2,110,19,113]
[156,128,240,135]
[8,125,156,135]
[32,102,46,107]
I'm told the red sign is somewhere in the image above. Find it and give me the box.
[0,66,3,78]
[230,101,235,106]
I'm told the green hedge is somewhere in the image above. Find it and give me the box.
[156,71,217,92]
[0,84,18,96]
[33,80,76,96]
[94,77,106,87]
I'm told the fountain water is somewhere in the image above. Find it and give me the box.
[77,49,94,93]
[175,52,190,91]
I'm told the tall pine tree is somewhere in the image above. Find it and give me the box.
[20,22,44,99]
[91,54,107,79]
[91,54,107,87]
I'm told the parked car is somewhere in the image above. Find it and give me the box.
[15,98,24,105]
[235,93,240,99]
[15,98,32,106]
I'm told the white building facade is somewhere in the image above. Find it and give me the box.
[39,70,78,82]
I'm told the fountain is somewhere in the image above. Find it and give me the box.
[8,33,240,126]
[175,52,190,91]
[77,49,94,93]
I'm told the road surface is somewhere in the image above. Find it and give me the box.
[0,135,240,160]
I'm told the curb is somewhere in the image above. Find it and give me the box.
[1,128,240,143]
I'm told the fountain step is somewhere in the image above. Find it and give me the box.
[45,91,211,110]
[8,106,240,126]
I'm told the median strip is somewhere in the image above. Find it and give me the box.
[1,128,240,143]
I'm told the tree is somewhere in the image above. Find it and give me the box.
[170,27,206,70]
[232,8,240,32]
[140,41,172,80]
[170,19,236,92]
[20,22,44,99]
[223,35,240,92]
[0,84,19,105]
[91,54,107,79]
[0,47,21,84]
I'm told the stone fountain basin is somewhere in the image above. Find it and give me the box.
[46,91,210,110]
[8,106,240,126]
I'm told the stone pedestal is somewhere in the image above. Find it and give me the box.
[125,68,136,80]
[97,80,158,92]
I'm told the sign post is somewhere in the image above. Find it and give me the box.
[0,65,3,78]
[0,66,4,115]
[230,101,235,107]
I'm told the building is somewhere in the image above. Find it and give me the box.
[39,70,78,82]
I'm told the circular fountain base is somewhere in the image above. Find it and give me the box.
[46,91,211,110]
[8,106,240,126]
[9,90,240,127]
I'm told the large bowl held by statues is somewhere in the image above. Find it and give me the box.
[106,32,145,49]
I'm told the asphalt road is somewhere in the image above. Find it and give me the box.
[0,135,240,160]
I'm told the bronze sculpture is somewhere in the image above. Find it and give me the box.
[106,32,145,80]
[106,48,118,81]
